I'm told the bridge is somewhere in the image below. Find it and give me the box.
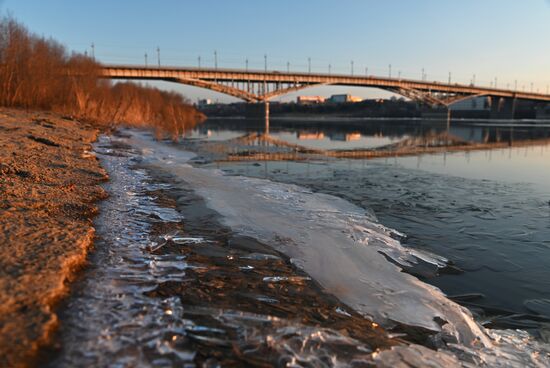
[100,64,550,119]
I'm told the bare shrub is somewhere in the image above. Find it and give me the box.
[0,16,204,138]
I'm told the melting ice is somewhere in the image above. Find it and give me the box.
[77,130,550,367]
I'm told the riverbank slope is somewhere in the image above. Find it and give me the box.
[0,109,108,367]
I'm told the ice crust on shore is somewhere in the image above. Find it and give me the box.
[127,131,550,366]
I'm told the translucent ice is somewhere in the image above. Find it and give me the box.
[125,130,550,366]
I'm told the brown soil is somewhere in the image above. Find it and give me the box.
[0,108,108,367]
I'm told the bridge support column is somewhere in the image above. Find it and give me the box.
[447,106,451,131]
[490,96,516,119]
[264,101,270,135]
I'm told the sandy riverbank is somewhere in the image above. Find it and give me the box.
[0,109,108,367]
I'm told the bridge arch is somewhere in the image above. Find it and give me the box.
[170,78,327,103]
[147,77,490,107]
[100,65,550,107]
[166,78,404,104]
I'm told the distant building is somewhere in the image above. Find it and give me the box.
[449,96,490,111]
[297,95,326,104]
[297,132,325,140]
[328,94,363,103]
[197,98,212,107]
[327,132,362,141]
[536,104,550,120]
[346,132,362,141]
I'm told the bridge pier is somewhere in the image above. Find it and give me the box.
[490,96,516,119]
[264,101,270,135]
[242,101,270,134]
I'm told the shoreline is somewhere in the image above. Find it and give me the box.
[47,132,405,366]
[3,110,549,366]
[0,109,108,367]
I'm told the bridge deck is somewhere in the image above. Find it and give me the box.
[100,64,550,104]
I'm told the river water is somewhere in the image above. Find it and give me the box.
[195,117,550,335]
[50,117,550,367]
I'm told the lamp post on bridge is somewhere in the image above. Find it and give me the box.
[389,64,392,78]
[144,52,148,67]
[246,58,249,71]
[308,57,311,74]
[198,56,201,68]
[328,64,331,75]
[91,42,95,60]
[287,61,290,73]
[351,60,354,76]
[214,50,218,70]
[448,72,451,85]
[264,54,267,72]
[157,47,160,67]
[422,68,425,81]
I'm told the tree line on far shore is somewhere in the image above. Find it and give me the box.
[0,16,204,138]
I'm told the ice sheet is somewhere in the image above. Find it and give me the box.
[126,130,550,366]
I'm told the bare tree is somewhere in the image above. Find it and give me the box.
[0,15,205,136]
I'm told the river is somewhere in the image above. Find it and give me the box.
[49,117,550,367]
[198,117,550,333]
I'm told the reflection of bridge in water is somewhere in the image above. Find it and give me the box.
[101,65,550,127]
[189,118,550,162]
[217,134,550,162]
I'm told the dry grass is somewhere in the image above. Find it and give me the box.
[0,16,204,138]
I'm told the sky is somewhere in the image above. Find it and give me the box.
[1,0,549,103]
